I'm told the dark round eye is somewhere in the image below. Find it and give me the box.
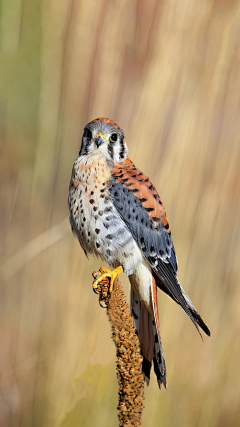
[84,129,92,140]
[110,133,118,142]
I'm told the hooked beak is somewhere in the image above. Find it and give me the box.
[95,133,106,148]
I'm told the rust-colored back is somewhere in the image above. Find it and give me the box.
[112,157,170,230]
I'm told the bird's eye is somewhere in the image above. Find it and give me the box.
[84,129,92,140]
[110,133,118,142]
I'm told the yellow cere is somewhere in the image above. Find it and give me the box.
[95,133,106,141]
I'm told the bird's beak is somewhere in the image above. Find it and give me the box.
[95,133,106,148]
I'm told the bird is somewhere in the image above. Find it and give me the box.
[68,117,210,389]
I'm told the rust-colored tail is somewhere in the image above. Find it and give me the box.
[130,274,167,389]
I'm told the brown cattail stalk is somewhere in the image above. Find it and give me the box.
[93,271,144,427]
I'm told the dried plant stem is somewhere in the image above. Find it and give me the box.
[92,272,144,427]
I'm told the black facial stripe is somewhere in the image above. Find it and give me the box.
[79,138,93,156]
[84,128,92,140]
[108,141,114,159]
[119,137,125,159]
[84,140,91,155]
[79,139,86,156]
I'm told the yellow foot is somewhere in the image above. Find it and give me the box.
[92,266,123,294]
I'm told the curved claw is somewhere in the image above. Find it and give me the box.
[93,287,100,295]
[99,299,108,309]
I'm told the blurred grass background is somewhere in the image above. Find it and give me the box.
[0,0,240,426]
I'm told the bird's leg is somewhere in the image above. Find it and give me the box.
[92,266,123,294]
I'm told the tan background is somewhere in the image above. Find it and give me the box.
[0,0,240,426]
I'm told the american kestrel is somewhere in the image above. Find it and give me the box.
[68,117,210,389]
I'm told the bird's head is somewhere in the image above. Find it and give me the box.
[79,117,128,163]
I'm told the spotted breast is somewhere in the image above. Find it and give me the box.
[68,151,143,274]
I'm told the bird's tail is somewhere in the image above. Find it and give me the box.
[130,275,167,389]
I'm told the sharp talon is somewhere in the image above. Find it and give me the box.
[99,299,107,308]
[93,287,100,295]
[92,271,99,280]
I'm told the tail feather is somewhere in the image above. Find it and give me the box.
[151,275,167,389]
[142,357,151,386]
[130,278,167,390]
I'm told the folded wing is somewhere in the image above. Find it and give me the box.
[110,158,210,337]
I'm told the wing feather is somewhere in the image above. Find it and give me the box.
[110,158,210,337]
